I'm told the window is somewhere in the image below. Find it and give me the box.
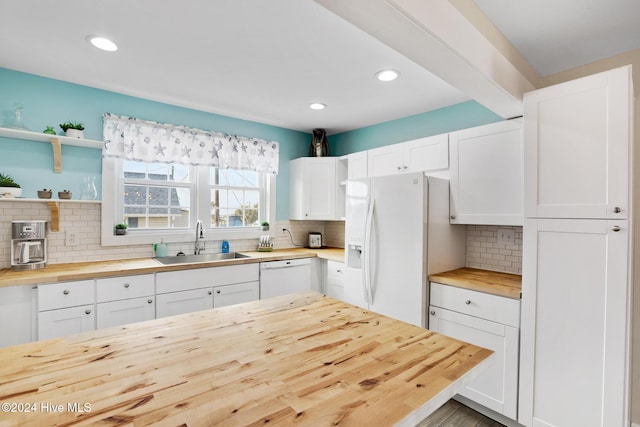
[101,157,274,246]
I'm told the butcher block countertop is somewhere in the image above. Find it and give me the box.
[429,267,522,299]
[0,247,344,288]
[0,292,492,427]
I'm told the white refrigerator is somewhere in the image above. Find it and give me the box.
[344,173,466,328]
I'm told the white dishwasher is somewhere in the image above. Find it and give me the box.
[260,258,312,299]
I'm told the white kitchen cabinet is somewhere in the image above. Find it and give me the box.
[519,219,629,427]
[37,280,96,340]
[0,285,35,347]
[38,305,95,340]
[96,274,155,329]
[346,151,368,179]
[429,283,520,420]
[156,264,260,317]
[289,157,343,220]
[325,260,345,301]
[367,134,448,177]
[213,282,259,308]
[156,288,213,318]
[449,119,523,225]
[523,66,631,220]
[97,297,155,329]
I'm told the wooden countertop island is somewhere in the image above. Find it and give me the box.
[0,292,492,427]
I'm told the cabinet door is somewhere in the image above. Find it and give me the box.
[304,157,336,219]
[156,288,213,318]
[519,218,629,427]
[429,306,519,419]
[450,119,523,225]
[97,296,155,329]
[347,151,368,179]
[367,145,403,177]
[38,305,95,340]
[0,285,34,347]
[404,134,449,174]
[213,281,259,308]
[523,66,631,219]
[325,260,345,301]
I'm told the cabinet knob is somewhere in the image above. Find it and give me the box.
[124,283,130,288]
[450,215,456,220]
[85,309,91,315]
[216,290,221,294]
[465,299,471,305]
[402,165,408,170]
[612,225,621,232]
[397,166,402,171]
[614,207,622,213]
[63,289,70,295]
[430,310,436,316]
[336,269,342,273]
[208,290,213,295]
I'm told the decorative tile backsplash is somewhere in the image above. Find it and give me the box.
[0,201,346,270]
[465,225,523,275]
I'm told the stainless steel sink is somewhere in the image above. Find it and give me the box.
[154,252,250,265]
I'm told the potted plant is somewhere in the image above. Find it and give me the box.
[0,173,22,198]
[59,121,85,139]
[114,223,128,235]
[260,221,269,231]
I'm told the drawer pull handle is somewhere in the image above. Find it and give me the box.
[85,309,91,315]
[124,283,130,288]
[63,289,70,295]
[465,299,471,305]
[612,225,621,232]
[430,310,436,316]
[147,299,153,304]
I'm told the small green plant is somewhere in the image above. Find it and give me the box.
[0,173,20,188]
[114,223,128,230]
[261,221,269,227]
[59,121,85,131]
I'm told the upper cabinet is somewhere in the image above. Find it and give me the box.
[289,157,344,220]
[449,119,523,225]
[523,66,631,220]
[345,151,368,180]
[367,134,448,177]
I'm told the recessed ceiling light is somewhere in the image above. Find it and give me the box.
[86,35,118,52]
[309,103,326,110]
[376,69,400,82]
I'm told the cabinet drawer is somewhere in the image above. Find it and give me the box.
[96,274,155,303]
[38,280,95,311]
[430,282,520,327]
[156,264,259,294]
[326,261,345,282]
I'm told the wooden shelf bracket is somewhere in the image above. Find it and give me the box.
[48,201,60,231]
[50,137,62,173]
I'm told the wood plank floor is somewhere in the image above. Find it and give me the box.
[418,399,505,427]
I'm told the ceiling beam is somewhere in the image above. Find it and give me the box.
[314,0,534,119]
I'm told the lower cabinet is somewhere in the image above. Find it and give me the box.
[156,264,260,318]
[429,282,520,420]
[37,279,96,341]
[96,274,155,329]
[325,260,345,300]
[0,285,35,347]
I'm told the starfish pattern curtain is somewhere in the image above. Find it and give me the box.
[102,113,279,174]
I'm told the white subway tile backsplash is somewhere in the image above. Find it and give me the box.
[466,225,522,275]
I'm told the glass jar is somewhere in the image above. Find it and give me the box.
[80,176,97,200]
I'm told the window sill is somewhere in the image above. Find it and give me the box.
[101,227,265,247]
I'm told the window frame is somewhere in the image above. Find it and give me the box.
[101,157,275,247]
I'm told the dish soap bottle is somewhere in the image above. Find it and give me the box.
[155,238,168,258]
[221,240,229,254]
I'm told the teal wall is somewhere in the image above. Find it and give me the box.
[1,68,502,221]
[0,68,310,220]
[329,100,502,156]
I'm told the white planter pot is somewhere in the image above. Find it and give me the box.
[0,187,22,198]
[65,129,84,139]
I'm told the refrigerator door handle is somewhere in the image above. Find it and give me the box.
[364,197,375,305]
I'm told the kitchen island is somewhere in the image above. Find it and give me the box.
[0,292,492,426]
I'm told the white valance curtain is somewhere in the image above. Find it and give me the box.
[102,113,280,174]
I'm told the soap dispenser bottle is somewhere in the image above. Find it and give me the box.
[221,240,229,254]
[155,238,168,258]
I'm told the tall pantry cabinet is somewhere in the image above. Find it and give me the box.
[519,65,634,427]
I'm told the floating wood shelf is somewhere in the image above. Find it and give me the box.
[0,127,102,173]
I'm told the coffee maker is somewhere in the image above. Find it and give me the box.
[11,220,47,270]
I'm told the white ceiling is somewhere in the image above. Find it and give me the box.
[1,0,638,135]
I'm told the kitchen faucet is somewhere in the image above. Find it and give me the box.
[194,220,204,254]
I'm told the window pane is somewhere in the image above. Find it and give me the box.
[208,167,264,229]
[124,185,147,205]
